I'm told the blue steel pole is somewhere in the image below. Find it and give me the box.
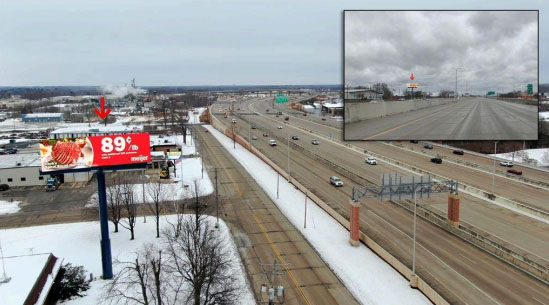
[97,170,113,279]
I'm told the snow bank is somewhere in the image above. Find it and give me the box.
[204,125,430,305]
[491,148,549,167]
[0,216,255,305]
[540,112,549,121]
[0,200,21,215]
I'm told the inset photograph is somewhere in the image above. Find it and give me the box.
[344,10,539,141]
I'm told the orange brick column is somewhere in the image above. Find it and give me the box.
[350,200,360,246]
[447,193,460,227]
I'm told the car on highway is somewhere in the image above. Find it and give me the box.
[252,136,258,140]
[232,119,237,124]
[507,169,522,175]
[311,139,319,145]
[5,148,17,154]
[365,157,377,165]
[277,125,283,129]
[0,184,9,191]
[424,144,433,149]
[262,132,269,137]
[410,140,419,143]
[251,124,257,129]
[224,114,228,118]
[430,157,442,164]
[453,150,464,155]
[322,117,326,121]
[285,116,289,121]
[302,113,307,116]
[266,109,269,112]
[499,161,513,167]
[291,135,299,140]
[269,139,277,146]
[329,176,343,187]
[278,111,282,115]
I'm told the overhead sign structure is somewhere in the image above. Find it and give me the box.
[40,133,151,172]
[407,83,419,88]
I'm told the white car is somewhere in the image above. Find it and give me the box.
[231,119,237,124]
[365,157,377,165]
[277,125,283,129]
[269,139,277,146]
[499,161,513,167]
[329,176,343,187]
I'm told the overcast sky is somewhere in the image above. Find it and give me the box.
[345,11,538,94]
[0,0,547,86]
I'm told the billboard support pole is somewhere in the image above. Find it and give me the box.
[97,169,113,279]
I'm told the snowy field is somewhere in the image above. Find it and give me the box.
[0,216,255,305]
[0,200,21,215]
[87,157,213,207]
[204,125,430,305]
[540,112,549,121]
[491,148,549,167]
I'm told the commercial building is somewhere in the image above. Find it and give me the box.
[50,125,143,139]
[344,89,383,100]
[321,100,344,117]
[21,113,64,123]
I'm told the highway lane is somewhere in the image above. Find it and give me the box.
[197,126,359,305]
[344,97,538,140]
[213,111,549,305]
[245,99,549,215]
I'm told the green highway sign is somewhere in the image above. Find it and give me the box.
[527,84,533,94]
[487,91,495,96]
[275,94,288,104]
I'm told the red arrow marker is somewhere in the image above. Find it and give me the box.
[410,73,415,81]
[95,96,111,120]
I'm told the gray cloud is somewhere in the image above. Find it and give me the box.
[345,11,538,94]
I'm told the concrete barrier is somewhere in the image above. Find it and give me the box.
[209,110,451,305]
[344,98,458,124]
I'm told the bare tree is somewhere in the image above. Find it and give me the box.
[107,175,123,233]
[146,179,167,238]
[120,180,137,240]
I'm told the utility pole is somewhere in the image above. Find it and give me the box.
[259,259,288,305]
[215,168,219,228]
[287,129,290,181]
[453,67,461,100]
[492,141,498,194]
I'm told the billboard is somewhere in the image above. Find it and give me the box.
[407,83,419,88]
[40,133,151,172]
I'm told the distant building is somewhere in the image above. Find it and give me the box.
[50,125,143,139]
[321,100,343,117]
[21,113,64,123]
[344,89,383,100]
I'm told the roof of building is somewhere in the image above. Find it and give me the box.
[0,153,41,169]
[345,89,383,94]
[50,125,143,135]
[150,135,177,147]
[22,113,63,118]
[322,102,343,109]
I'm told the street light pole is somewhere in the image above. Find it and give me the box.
[492,141,498,194]
[287,128,290,181]
[412,187,418,275]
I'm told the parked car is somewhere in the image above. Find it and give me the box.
[269,139,277,146]
[329,176,343,187]
[277,125,283,129]
[410,140,419,144]
[251,124,257,129]
[453,150,464,155]
[291,135,300,140]
[0,184,9,191]
[365,157,377,165]
[424,144,433,149]
[430,157,442,164]
[507,169,522,175]
[311,139,319,145]
[252,136,258,140]
[499,161,513,167]
[0,151,7,155]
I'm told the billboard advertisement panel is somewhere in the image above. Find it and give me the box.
[40,133,151,172]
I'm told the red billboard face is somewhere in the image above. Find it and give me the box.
[40,133,151,172]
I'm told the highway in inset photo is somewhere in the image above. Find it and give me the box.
[344,97,539,140]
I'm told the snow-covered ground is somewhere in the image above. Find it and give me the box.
[150,134,197,156]
[0,216,254,305]
[0,200,21,215]
[204,125,430,305]
[540,112,549,121]
[188,107,206,124]
[491,148,549,167]
[87,157,213,207]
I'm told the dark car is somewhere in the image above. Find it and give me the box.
[322,117,326,121]
[278,111,282,115]
[285,116,290,121]
[302,113,307,116]
[507,169,522,175]
[424,144,433,149]
[262,132,269,137]
[251,125,257,129]
[453,150,464,155]
[410,140,419,144]
[0,184,9,191]
[291,135,299,140]
[430,157,442,164]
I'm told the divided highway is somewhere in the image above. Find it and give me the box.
[344,97,538,140]
[213,97,549,304]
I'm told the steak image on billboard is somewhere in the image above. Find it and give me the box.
[40,133,152,172]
